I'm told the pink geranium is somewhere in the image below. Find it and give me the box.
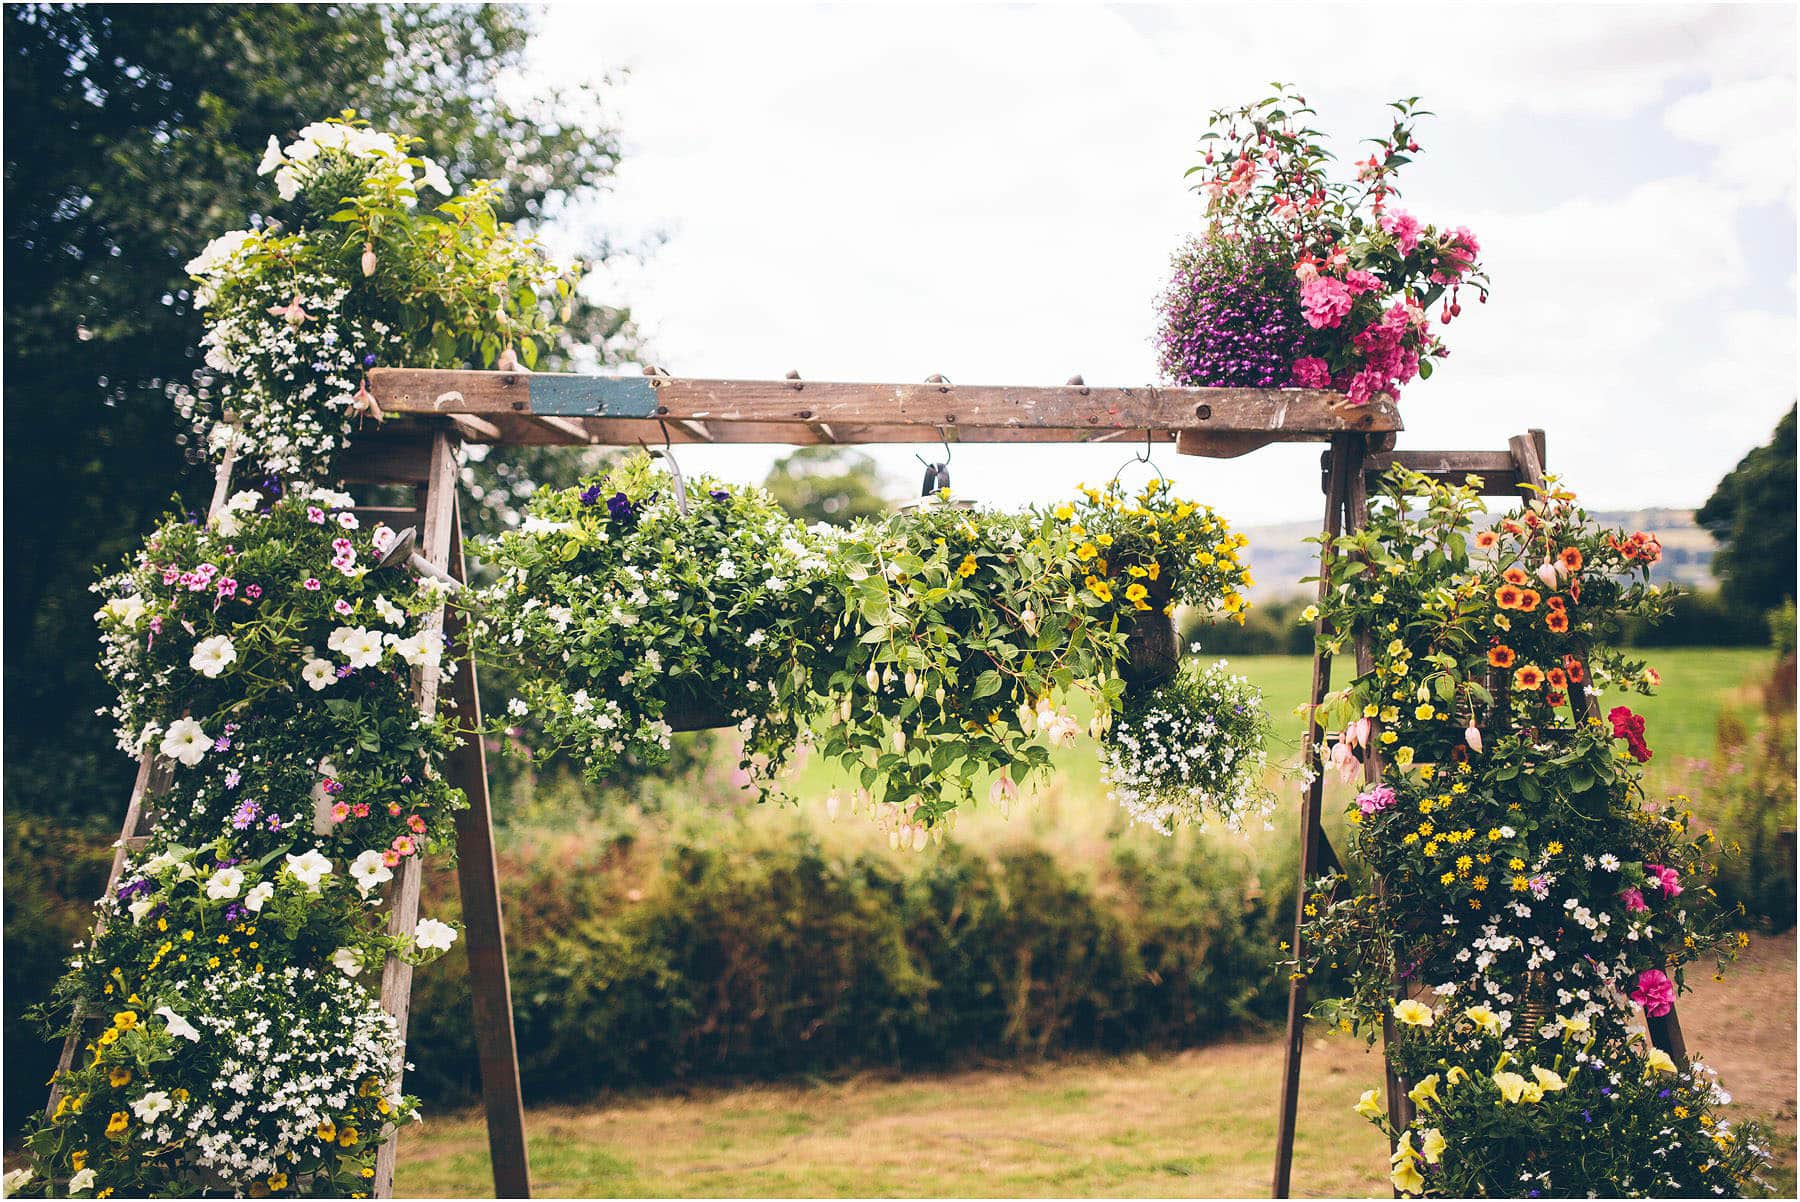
[1647,864,1682,897]
[1621,887,1648,913]
[1299,275,1354,329]
[1292,357,1332,388]
[1630,968,1675,1017]
[1379,209,1422,255]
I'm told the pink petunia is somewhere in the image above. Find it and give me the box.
[1647,864,1683,897]
[1622,887,1648,913]
[303,577,321,591]
[1630,968,1675,1017]
[1292,357,1332,389]
[1299,275,1354,330]
[306,507,326,525]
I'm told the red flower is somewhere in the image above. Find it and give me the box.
[1546,667,1568,689]
[1608,705,1652,762]
[1488,645,1517,668]
[1563,655,1586,685]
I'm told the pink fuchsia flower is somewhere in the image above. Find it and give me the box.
[1464,724,1483,754]
[1647,864,1682,897]
[1292,357,1332,389]
[1345,269,1382,296]
[267,295,309,326]
[1622,887,1648,913]
[306,506,326,524]
[1327,736,1358,783]
[1631,968,1675,1017]
[1299,275,1354,330]
[1355,784,1397,815]
[1347,717,1373,748]
[1379,209,1422,255]
[1293,254,1320,282]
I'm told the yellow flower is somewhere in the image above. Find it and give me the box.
[1077,543,1098,561]
[1413,704,1435,721]
[338,1127,359,1147]
[1053,503,1074,521]
[1673,1104,1690,1119]
[1097,533,1113,547]
[1407,1074,1441,1109]
[105,1110,129,1137]
[316,1120,337,1143]
[111,1011,138,1032]
[1554,1014,1590,1039]
[1531,1066,1567,1093]
[1379,730,1399,745]
[956,554,977,578]
[1445,1066,1469,1087]
[1353,1088,1384,1120]
[70,1151,88,1172]
[1146,562,1160,581]
[1646,1048,1679,1074]
[1464,1005,1502,1036]
[1380,706,1399,723]
[1390,1144,1425,1195]
[1493,1071,1529,1104]
[108,1066,132,1088]
[1223,591,1243,613]
[1394,746,1415,769]
[268,1173,289,1192]
[1084,576,1112,602]
[1392,999,1434,1027]
[1124,583,1151,611]
[1420,1127,1447,1165]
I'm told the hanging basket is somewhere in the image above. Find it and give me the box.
[1121,577,1180,691]
[660,685,741,733]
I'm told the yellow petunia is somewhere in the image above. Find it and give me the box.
[1463,1004,1502,1035]
[1493,1071,1529,1104]
[1392,999,1434,1027]
[1646,1048,1678,1074]
[1420,1127,1447,1165]
[1353,1088,1384,1120]
[1407,1074,1441,1110]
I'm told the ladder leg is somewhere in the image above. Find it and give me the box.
[445,499,532,1197]
[1273,435,1354,1198]
[373,427,459,1199]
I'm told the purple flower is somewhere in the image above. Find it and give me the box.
[606,492,636,522]
[363,353,378,368]
[1156,236,1310,389]
[230,797,261,829]
[709,487,730,502]
[578,484,604,507]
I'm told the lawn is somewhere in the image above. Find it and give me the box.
[396,931,1797,1198]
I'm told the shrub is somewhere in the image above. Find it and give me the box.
[1702,705,1797,931]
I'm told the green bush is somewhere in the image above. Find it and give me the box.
[400,820,1296,1104]
[1703,702,1797,930]
[1621,588,1769,647]
[1183,597,1313,656]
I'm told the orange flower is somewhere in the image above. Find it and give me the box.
[1514,665,1545,690]
[1546,595,1566,612]
[1488,645,1517,668]
[1559,546,1583,573]
[1546,667,1568,689]
[1495,585,1523,610]
[1475,530,1500,549]
[1516,589,1541,613]
[1562,655,1586,684]
[1503,567,1530,586]
[1546,689,1568,707]
[1545,610,1570,633]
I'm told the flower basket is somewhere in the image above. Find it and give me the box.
[1121,576,1180,691]
[661,685,738,733]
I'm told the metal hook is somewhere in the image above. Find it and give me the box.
[637,418,691,515]
[914,426,953,495]
[1110,430,1169,490]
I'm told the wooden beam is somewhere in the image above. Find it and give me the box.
[366,369,1401,442]
[449,413,503,443]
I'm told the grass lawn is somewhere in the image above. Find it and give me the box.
[396,931,1797,1198]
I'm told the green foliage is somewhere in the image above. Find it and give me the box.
[400,821,1296,1102]
[1697,405,1796,615]
[762,447,896,526]
[4,2,635,826]
[1704,701,1797,930]
[1184,597,1315,656]
[1622,587,1770,648]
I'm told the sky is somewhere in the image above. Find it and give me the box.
[520,2,1797,524]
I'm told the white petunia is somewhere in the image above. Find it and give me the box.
[349,849,394,896]
[68,1167,97,1194]
[99,594,148,629]
[417,156,451,194]
[331,947,364,978]
[189,634,237,678]
[386,630,441,669]
[243,880,275,913]
[284,849,333,891]
[256,134,283,176]
[154,1005,202,1042]
[3,1168,33,1196]
[520,516,573,536]
[374,595,406,625]
[128,897,157,925]
[414,917,459,952]
[132,1090,173,1123]
[205,866,245,900]
[159,717,211,767]
[226,489,263,513]
[331,626,385,670]
[302,657,337,691]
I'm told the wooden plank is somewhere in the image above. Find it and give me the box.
[366,368,1402,439]
[449,413,504,443]
[444,504,533,1198]
[1272,433,1357,1198]
[372,429,459,1199]
[338,431,439,485]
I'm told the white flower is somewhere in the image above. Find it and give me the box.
[350,849,394,896]
[330,626,385,669]
[507,697,529,717]
[3,1168,33,1196]
[284,849,333,891]
[332,947,364,978]
[274,163,304,201]
[520,516,572,535]
[243,881,275,913]
[154,1005,202,1042]
[185,228,256,276]
[212,509,242,537]
[132,1090,174,1123]
[99,594,147,628]
[68,1167,97,1194]
[374,595,406,625]
[256,134,283,175]
[418,156,451,194]
[160,717,211,767]
[302,657,337,691]
[189,634,237,678]
[386,630,442,669]
[205,866,245,900]
[226,489,263,513]
[414,918,459,952]
[1599,854,1621,872]
[128,897,157,925]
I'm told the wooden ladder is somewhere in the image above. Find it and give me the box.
[44,423,533,1198]
[1271,430,1689,1196]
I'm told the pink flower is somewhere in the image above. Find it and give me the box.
[1327,736,1359,783]
[303,577,321,591]
[408,814,428,835]
[1347,717,1372,748]
[1464,724,1483,754]
[391,835,416,857]
[267,295,309,326]
[1622,886,1648,913]
[334,598,353,615]
[306,506,326,524]
[1379,209,1422,255]
[330,802,350,823]
[1345,269,1382,296]
[1345,368,1393,408]
[1299,275,1353,330]
[1292,357,1332,389]
[1630,968,1675,1017]
[382,849,401,868]
[1647,864,1682,897]
[388,802,403,817]
[1355,784,1397,815]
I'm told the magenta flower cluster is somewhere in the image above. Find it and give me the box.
[1155,237,1306,389]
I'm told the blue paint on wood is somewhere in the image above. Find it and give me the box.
[530,375,659,417]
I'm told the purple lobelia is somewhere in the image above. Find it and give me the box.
[1155,234,1307,389]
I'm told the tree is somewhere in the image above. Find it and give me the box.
[1696,405,1796,616]
[762,446,897,526]
[3,4,638,823]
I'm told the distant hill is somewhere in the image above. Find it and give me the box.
[1238,508,1718,600]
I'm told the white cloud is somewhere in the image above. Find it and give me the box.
[1664,75,1798,205]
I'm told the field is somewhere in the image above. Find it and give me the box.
[391,646,1791,1197]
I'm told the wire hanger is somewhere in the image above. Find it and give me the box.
[639,418,690,515]
[915,427,953,496]
[1109,429,1169,490]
